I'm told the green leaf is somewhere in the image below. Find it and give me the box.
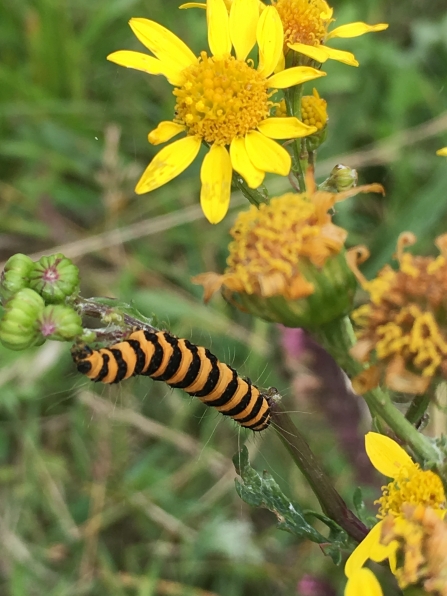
[233,446,327,544]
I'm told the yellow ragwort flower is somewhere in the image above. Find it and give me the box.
[274,0,388,67]
[349,232,447,395]
[182,0,388,67]
[108,0,325,223]
[437,147,447,157]
[344,432,446,596]
[193,173,383,327]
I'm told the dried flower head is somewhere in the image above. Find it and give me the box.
[350,233,447,394]
[194,173,383,328]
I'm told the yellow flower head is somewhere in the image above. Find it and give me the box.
[273,0,388,66]
[301,88,327,131]
[108,0,326,223]
[437,147,447,157]
[381,504,447,594]
[193,174,383,328]
[350,232,447,394]
[182,0,388,67]
[344,433,446,596]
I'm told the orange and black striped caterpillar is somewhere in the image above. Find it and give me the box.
[72,329,271,431]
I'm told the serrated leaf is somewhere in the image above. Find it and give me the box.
[233,447,327,544]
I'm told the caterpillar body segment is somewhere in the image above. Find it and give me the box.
[72,329,271,431]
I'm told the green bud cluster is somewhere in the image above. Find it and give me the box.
[0,253,83,351]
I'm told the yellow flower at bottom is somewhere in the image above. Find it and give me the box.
[193,175,383,328]
[108,0,325,223]
[345,567,383,596]
[344,432,446,595]
[381,504,447,594]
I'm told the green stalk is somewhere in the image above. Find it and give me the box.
[232,174,268,207]
[284,84,306,192]
[269,398,368,543]
[314,316,440,465]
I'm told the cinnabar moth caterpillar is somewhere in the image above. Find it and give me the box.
[72,329,271,431]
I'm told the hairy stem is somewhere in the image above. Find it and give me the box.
[270,398,368,543]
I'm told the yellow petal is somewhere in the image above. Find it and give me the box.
[267,66,326,89]
[365,432,416,478]
[345,568,383,596]
[257,117,316,139]
[106,51,184,85]
[207,0,232,58]
[437,147,447,156]
[275,51,285,73]
[288,42,359,67]
[135,136,201,194]
[129,18,196,74]
[326,22,389,40]
[257,6,283,78]
[179,2,206,7]
[230,137,265,188]
[200,144,232,224]
[344,521,383,578]
[288,42,331,63]
[229,0,258,61]
[148,121,186,145]
[245,131,290,176]
[319,45,359,66]
[372,539,399,572]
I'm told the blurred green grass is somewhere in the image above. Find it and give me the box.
[0,0,447,594]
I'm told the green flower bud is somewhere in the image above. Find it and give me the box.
[37,305,83,342]
[0,253,35,302]
[319,164,358,193]
[0,288,45,350]
[29,253,80,303]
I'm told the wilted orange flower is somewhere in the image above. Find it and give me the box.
[193,172,383,328]
[350,232,447,394]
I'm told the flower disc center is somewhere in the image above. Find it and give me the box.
[274,0,329,47]
[174,52,270,145]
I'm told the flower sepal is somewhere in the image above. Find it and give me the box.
[195,250,357,330]
[222,250,357,329]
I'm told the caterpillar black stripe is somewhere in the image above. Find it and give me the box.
[72,329,271,431]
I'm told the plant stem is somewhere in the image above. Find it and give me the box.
[284,84,306,192]
[232,174,268,207]
[314,317,440,465]
[269,398,368,543]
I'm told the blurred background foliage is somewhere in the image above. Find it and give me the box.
[0,0,446,594]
